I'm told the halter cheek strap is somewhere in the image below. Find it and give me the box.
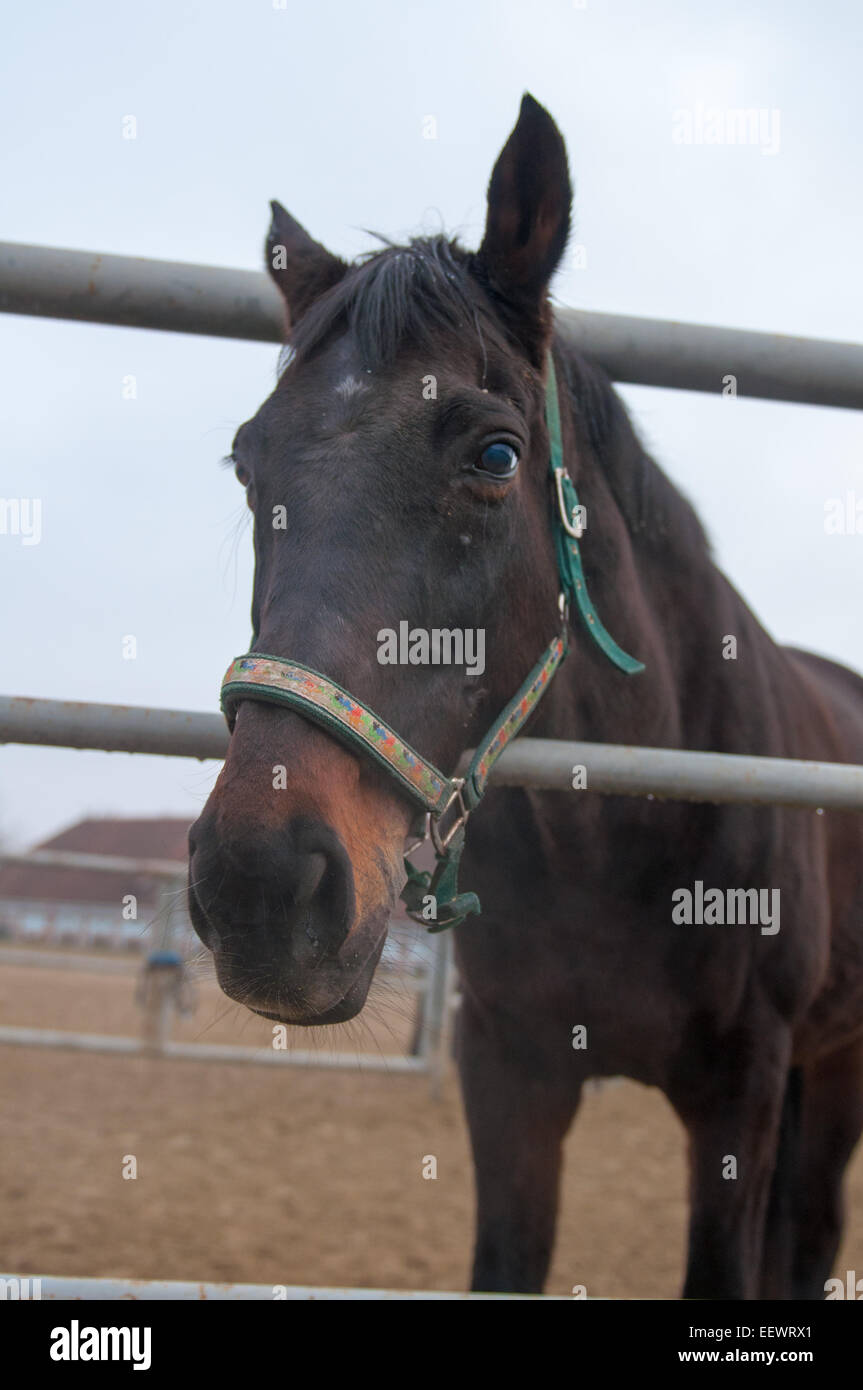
[545,360,645,677]
[219,351,643,932]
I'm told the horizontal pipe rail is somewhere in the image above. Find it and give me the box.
[0,1025,428,1071]
[490,739,863,811]
[2,695,863,810]
[0,849,186,878]
[0,944,428,988]
[553,312,863,410]
[0,1273,563,1300]
[0,242,283,345]
[0,947,143,974]
[0,695,228,759]
[1,240,862,408]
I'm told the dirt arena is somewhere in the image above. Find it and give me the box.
[1,947,862,1298]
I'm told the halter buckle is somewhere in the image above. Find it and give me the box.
[430,778,470,854]
[554,466,585,539]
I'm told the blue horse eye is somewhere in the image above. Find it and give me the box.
[477,442,519,477]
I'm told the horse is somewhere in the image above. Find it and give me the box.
[187,94,863,1299]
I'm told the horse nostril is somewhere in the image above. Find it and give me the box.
[293,851,327,908]
[189,818,355,961]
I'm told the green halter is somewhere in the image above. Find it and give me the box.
[220,351,644,932]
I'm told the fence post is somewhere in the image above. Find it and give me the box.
[418,931,454,1100]
[139,877,186,1055]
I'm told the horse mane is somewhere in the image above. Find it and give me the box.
[285,233,712,562]
[554,343,713,561]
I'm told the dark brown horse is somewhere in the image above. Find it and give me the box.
[188,95,863,1299]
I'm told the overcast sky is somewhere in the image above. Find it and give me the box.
[1,0,861,849]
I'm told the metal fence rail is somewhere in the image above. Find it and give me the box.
[2,694,862,810]
[0,1273,565,1300]
[0,695,227,759]
[0,1026,430,1071]
[2,240,862,409]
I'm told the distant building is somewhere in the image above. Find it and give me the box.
[0,817,193,951]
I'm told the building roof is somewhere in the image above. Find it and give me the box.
[0,817,192,907]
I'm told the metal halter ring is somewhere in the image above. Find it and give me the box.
[430,778,470,854]
[554,466,585,538]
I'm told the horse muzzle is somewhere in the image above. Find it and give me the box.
[187,809,392,1024]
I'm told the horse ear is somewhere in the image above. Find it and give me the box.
[474,95,572,362]
[265,200,349,327]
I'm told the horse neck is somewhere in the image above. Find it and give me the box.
[540,354,728,752]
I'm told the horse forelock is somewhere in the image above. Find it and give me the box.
[284,234,505,371]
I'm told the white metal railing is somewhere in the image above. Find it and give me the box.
[1,695,862,810]
[0,1273,564,1300]
[1,240,862,408]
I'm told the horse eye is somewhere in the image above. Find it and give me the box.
[234,461,250,487]
[476,442,519,478]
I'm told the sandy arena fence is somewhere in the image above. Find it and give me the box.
[0,846,454,1089]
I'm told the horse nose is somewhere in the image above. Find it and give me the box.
[188,816,355,961]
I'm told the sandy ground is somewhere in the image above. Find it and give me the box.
[1,948,862,1298]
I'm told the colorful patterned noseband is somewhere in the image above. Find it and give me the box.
[220,352,644,931]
